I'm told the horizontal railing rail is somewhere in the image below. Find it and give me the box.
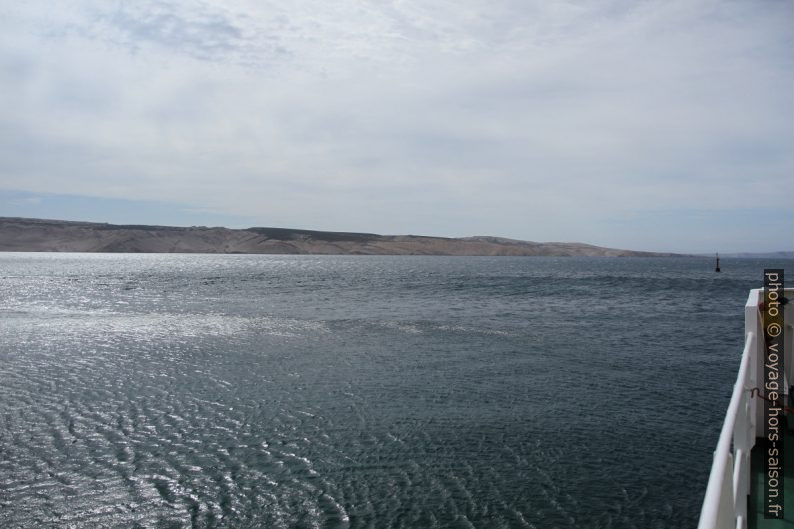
[699,288,792,529]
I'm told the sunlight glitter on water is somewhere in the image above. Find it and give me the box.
[1,253,786,528]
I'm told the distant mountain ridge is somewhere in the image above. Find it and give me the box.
[717,251,794,259]
[0,217,677,257]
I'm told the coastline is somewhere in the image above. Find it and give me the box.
[0,217,678,257]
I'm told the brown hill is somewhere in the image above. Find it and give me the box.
[0,217,675,256]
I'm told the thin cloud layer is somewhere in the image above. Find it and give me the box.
[0,0,792,252]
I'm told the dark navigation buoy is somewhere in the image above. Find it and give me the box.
[715,253,720,273]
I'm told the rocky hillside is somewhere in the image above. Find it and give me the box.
[0,217,675,256]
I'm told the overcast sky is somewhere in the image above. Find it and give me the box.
[1,0,792,252]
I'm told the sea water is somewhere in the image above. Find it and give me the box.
[0,253,789,528]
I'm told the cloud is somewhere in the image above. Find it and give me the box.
[0,0,792,251]
[96,2,247,58]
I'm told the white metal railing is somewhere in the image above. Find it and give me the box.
[697,330,757,529]
[698,288,792,529]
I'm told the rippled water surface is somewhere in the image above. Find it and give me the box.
[0,254,789,528]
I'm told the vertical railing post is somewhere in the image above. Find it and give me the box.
[746,290,764,439]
